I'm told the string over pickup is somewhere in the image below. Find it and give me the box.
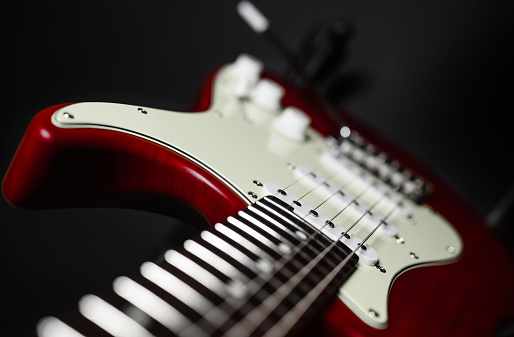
[292,165,400,237]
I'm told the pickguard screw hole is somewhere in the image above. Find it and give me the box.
[368,309,379,318]
[248,191,258,199]
[252,180,263,187]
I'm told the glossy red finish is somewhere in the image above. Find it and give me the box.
[4,65,514,336]
[2,103,247,228]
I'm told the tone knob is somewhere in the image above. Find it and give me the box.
[273,107,311,142]
[249,79,284,111]
[229,54,263,97]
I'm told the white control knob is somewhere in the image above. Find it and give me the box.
[249,79,284,111]
[273,107,311,142]
[229,54,263,97]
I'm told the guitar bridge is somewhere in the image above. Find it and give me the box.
[328,132,429,203]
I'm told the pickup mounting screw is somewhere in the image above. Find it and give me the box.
[248,191,258,199]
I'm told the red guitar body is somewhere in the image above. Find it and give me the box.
[4,67,514,336]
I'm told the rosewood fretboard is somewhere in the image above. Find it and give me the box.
[37,196,358,336]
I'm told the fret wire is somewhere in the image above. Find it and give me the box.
[258,201,400,336]
[215,222,282,261]
[263,242,358,337]
[241,208,323,257]
[229,212,331,275]
[230,214,282,246]
[257,198,352,260]
[185,198,350,336]
[182,190,375,336]
[224,235,346,336]
[245,204,344,272]
[226,191,401,334]
[179,206,328,335]
[193,236,260,280]
[247,205,306,241]
[239,210,301,246]
[149,261,223,309]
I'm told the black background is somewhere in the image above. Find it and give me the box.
[2,1,514,335]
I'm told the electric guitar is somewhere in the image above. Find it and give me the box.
[3,54,514,336]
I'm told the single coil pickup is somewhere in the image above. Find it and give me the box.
[290,166,403,234]
[262,182,379,266]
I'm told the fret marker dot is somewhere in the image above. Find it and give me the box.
[278,243,291,254]
[296,231,307,240]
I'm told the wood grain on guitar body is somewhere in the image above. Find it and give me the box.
[3,54,514,336]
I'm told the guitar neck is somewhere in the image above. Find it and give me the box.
[37,196,358,336]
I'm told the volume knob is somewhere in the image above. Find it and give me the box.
[250,79,284,111]
[229,54,263,97]
[273,107,311,142]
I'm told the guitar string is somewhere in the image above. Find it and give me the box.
[181,166,400,334]
[211,82,404,333]
[293,170,339,201]
[282,154,403,237]
[249,188,403,336]
[178,166,357,334]
[176,101,402,333]
[264,202,401,336]
[227,202,401,336]
[217,74,403,333]
[224,232,346,336]
[179,210,335,336]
